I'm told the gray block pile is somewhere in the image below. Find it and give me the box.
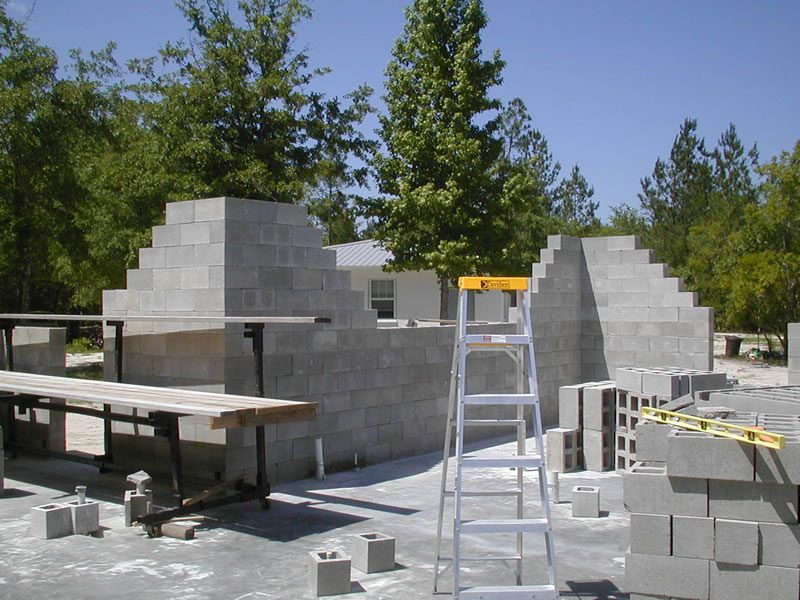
[548,380,616,473]
[625,409,800,599]
[616,367,728,471]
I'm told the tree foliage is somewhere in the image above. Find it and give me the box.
[367,0,505,317]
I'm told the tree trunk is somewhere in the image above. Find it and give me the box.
[438,274,449,321]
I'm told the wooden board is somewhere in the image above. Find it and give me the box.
[0,371,315,427]
[0,313,330,324]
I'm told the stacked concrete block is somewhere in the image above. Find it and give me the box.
[790,323,799,385]
[616,366,728,471]
[697,386,800,415]
[625,407,800,599]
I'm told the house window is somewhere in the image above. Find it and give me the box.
[370,280,396,318]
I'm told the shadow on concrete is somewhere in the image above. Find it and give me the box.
[291,489,419,516]
[562,579,628,599]
[0,487,36,499]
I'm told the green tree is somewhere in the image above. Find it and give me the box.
[718,141,800,352]
[0,4,111,312]
[553,164,599,236]
[639,118,713,274]
[367,0,505,318]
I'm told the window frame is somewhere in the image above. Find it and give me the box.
[369,279,396,319]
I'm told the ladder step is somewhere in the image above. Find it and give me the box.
[460,518,549,534]
[444,490,522,498]
[459,584,558,600]
[462,456,543,469]
[464,394,537,405]
[463,419,524,426]
[465,334,529,346]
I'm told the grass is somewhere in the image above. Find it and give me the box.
[66,336,103,354]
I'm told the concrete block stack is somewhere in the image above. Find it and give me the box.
[548,380,616,472]
[790,323,799,385]
[624,410,800,600]
[615,367,728,471]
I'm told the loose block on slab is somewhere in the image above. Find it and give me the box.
[31,503,73,539]
[629,513,671,556]
[352,532,395,573]
[124,490,153,527]
[572,485,600,518]
[308,550,351,596]
[66,500,100,535]
[546,427,580,473]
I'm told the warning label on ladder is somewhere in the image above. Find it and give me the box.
[458,277,528,291]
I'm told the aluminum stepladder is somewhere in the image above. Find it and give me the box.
[433,276,558,600]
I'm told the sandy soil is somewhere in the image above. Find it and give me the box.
[62,339,789,456]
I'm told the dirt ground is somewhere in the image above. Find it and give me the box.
[62,337,789,456]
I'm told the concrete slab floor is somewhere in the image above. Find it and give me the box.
[0,438,629,599]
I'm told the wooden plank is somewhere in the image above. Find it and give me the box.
[0,313,330,324]
[211,404,316,429]
[0,371,316,424]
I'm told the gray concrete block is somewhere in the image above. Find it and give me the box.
[616,367,645,393]
[308,550,351,596]
[124,490,153,527]
[641,371,686,399]
[625,552,709,600]
[151,224,180,247]
[572,486,600,518]
[623,462,708,517]
[165,199,195,224]
[759,522,800,567]
[710,563,799,600]
[583,383,615,430]
[755,431,800,485]
[546,427,580,472]
[629,513,671,556]
[714,518,758,565]
[635,421,670,462]
[351,532,395,573]
[708,479,798,523]
[31,503,73,539]
[672,515,714,560]
[584,428,613,471]
[666,429,755,481]
[558,384,583,429]
[66,500,100,535]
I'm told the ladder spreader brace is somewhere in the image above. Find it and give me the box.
[641,406,786,449]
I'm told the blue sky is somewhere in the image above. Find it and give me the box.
[11,0,800,220]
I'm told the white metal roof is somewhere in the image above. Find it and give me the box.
[326,239,393,267]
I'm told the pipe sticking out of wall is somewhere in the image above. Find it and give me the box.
[315,437,326,481]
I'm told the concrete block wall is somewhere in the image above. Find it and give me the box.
[790,323,799,385]
[0,327,66,452]
[624,408,800,600]
[102,197,520,483]
[531,235,714,423]
[616,367,728,471]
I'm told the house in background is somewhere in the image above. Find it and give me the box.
[326,239,510,323]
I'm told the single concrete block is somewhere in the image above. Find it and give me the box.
[672,515,714,559]
[308,550,351,596]
[759,523,800,568]
[616,367,645,393]
[572,486,600,518]
[31,503,73,539]
[558,384,583,429]
[583,384,616,430]
[124,490,153,527]
[634,421,669,462]
[65,500,100,535]
[583,428,613,471]
[755,432,800,485]
[666,429,755,482]
[714,518,758,565]
[710,563,799,600]
[641,370,685,399]
[709,479,798,523]
[629,513,671,556]
[352,532,395,573]
[625,552,710,600]
[623,462,708,517]
[546,428,580,473]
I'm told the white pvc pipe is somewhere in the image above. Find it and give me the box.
[547,471,559,504]
[315,437,326,481]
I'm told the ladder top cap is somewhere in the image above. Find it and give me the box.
[458,277,529,291]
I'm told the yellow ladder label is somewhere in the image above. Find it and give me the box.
[458,277,528,291]
[641,406,786,449]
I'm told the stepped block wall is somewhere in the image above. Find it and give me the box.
[531,235,713,420]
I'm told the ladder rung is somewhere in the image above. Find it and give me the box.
[465,334,529,346]
[463,419,525,426]
[464,394,537,405]
[460,518,549,534]
[438,554,522,562]
[444,490,522,498]
[462,456,542,469]
[459,584,558,600]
